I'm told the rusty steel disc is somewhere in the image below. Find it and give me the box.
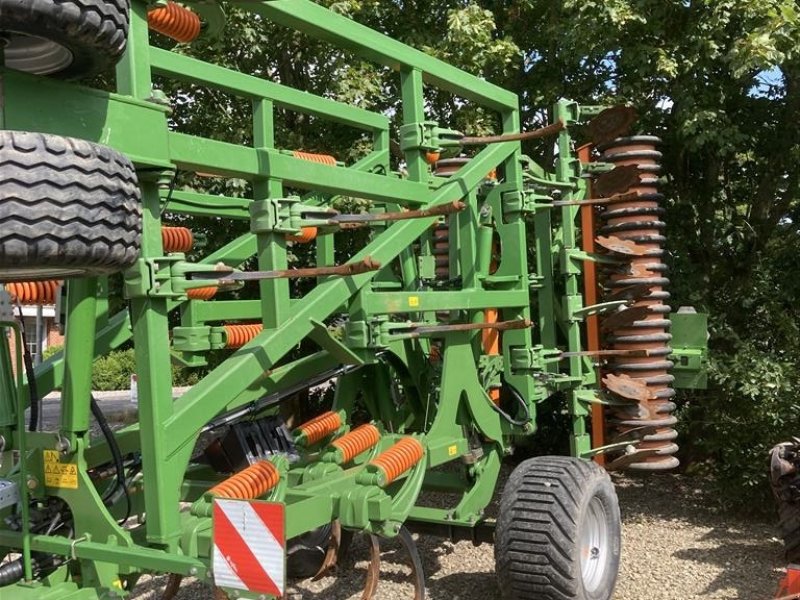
[602,373,655,402]
[601,306,652,333]
[594,165,640,197]
[587,106,638,146]
[595,235,648,256]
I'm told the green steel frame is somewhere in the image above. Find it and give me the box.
[0,2,707,599]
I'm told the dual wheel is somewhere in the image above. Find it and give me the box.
[495,456,622,600]
[0,1,141,280]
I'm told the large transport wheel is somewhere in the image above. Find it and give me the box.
[0,131,142,281]
[0,0,130,77]
[495,456,621,600]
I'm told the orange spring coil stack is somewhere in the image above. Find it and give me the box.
[224,324,263,349]
[295,411,342,445]
[147,1,202,43]
[293,151,337,166]
[287,227,318,244]
[162,226,194,253]
[208,461,280,499]
[187,287,218,300]
[369,437,424,486]
[331,424,381,463]
[5,281,61,305]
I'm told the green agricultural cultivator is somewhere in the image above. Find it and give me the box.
[0,1,707,599]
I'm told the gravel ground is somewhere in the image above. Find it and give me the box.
[129,472,786,600]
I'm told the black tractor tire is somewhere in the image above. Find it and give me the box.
[0,0,130,78]
[495,456,621,600]
[0,131,142,281]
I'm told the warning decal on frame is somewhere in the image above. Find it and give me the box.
[43,450,79,489]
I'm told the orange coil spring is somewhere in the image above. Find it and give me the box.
[224,324,263,349]
[162,226,194,253]
[293,151,337,166]
[369,437,424,486]
[296,411,342,445]
[5,280,61,305]
[208,461,280,499]
[187,286,218,300]
[287,227,318,244]
[147,2,202,43]
[331,424,381,463]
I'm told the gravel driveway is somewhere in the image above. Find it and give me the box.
[130,472,785,600]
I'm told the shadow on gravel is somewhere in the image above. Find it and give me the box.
[674,540,782,598]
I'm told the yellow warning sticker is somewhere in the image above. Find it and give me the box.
[408,296,420,308]
[448,445,458,457]
[43,450,79,489]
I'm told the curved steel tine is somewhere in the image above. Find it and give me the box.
[360,534,381,600]
[160,574,182,600]
[312,520,343,580]
[213,586,230,600]
[398,526,427,600]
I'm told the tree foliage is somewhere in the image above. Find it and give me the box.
[158,0,800,510]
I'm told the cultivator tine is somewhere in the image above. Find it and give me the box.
[313,520,344,580]
[558,348,651,359]
[160,574,182,600]
[213,587,230,600]
[409,318,532,337]
[330,201,466,226]
[551,191,639,207]
[587,106,638,146]
[361,533,382,600]
[192,257,381,282]
[600,306,652,332]
[459,120,565,145]
[602,373,655,401]
[398,526,427,600]
[593,164,640,197]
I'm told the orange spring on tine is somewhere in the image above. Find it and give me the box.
[331,424,381,463]
[5,280,61,305]
[287,227,318,244]
[147,1,202,43]
[223,324,263,349]
[293,151,337,166]
[369,437,424,486]
[187,286,218,300]
[295,411,343,445]
[162,226,194,253]
[208,461,280,499]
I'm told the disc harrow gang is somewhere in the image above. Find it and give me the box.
[597,135,678,471]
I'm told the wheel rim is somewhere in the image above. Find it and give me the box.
[580,496,610,593]
[3,33,74,75]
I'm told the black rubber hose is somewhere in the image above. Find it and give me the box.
[89,396,125,502]
[16,305,41,432]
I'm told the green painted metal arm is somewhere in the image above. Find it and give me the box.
[150,47,389,132]
[243,0,519,113]
[166,141,517,456]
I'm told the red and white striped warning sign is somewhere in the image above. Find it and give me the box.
[212,499,285,596]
